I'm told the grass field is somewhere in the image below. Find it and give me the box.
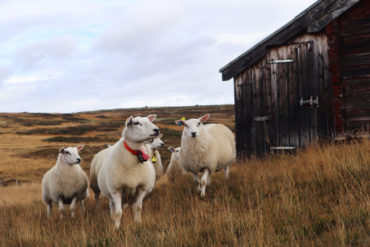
[0,105,369,246]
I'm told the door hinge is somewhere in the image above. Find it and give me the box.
[300,96,319,107]
[268,59,294,64]
[270,146,296,150]
[254,116,271,121]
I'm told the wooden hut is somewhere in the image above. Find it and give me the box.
[219,0,370,157]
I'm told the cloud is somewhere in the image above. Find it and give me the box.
[97,0,183,53]
[0,0,317,113]
[13,36,79,70]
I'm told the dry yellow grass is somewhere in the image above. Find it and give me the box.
[0,183,41,206]
[0,140,369,246]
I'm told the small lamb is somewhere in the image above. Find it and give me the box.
[42,145,88,218]
[175,114,236,197]
[166,146,185,182]
[97,115,159,229]
[143,134,164,180]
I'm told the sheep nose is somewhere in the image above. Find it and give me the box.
[153,128,160,135]
[77,158,81,163]
[160,143,164,147]
[191,132,197,138]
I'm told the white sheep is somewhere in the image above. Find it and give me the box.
[41,145,88,218]
[166,146,185,182]
[89,146,111,208]
[97,115,159,229]
[143,134,164,180]
[175,114,236,197]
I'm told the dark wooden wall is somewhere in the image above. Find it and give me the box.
[234,34,332,157]
[326,0,370,134]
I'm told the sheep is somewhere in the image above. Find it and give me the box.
[89,146,112,208]
[166,146,185,182]
[41,145,88,218]
[143,134,164,180]
[97,115,159,229]
[175,114,236,197]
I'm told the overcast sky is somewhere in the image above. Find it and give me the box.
[0,0,316,113]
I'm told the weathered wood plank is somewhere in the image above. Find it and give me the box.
[277,50,289,146]
[341,34,370,55]
[244,70,254,155]
[343,66,370,79]
[288,45,299,147]
[307,42,318,142]
[269,49,280,148]
[342,52,370,67]
[255,67,265,156]
[298,43,311,146]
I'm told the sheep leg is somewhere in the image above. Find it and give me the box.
[94,191,100,208]
[80,200,86,214]
[109,199,115,219]
[225,166,230,180]
[112,192,122,229]
[58,199,65,219]
[193,174,201,192]
[70,197,77,218]
[46,203,52,218]
[132,189,146,223]
[200,169,210,198]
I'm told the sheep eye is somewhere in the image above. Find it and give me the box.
[197,122,201,127]
[65,151,71,155]
[184,124,188,128]
[133,122,140,125]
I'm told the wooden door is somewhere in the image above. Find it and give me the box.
[253,42,319,154]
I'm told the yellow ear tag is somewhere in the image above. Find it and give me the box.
[181,117,186,121]
[152,156,157,163]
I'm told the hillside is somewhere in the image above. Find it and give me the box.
[0,105,234,185]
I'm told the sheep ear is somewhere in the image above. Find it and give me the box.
[76,144,85,151]
[199,114,210,123]
[158,134,163,139]
[168,146,175,153]
[125,116,134,126]
[147,114,157,122]
[59,148,65,154]
[175,120,184,126]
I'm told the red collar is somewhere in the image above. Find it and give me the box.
[123,140,150,162]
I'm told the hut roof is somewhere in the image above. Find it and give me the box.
[219,0,361,81]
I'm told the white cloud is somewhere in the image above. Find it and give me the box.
[0,0,317,113]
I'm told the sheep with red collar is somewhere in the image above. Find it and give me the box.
[175,114,236,197]
[143,134,164,180]
[42,145,88,218]
[166,146,185,182]
[97,115,159,229]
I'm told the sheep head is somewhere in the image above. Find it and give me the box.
[59,145,84,165]
[123,115,160,143]
[175,114,210,138]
